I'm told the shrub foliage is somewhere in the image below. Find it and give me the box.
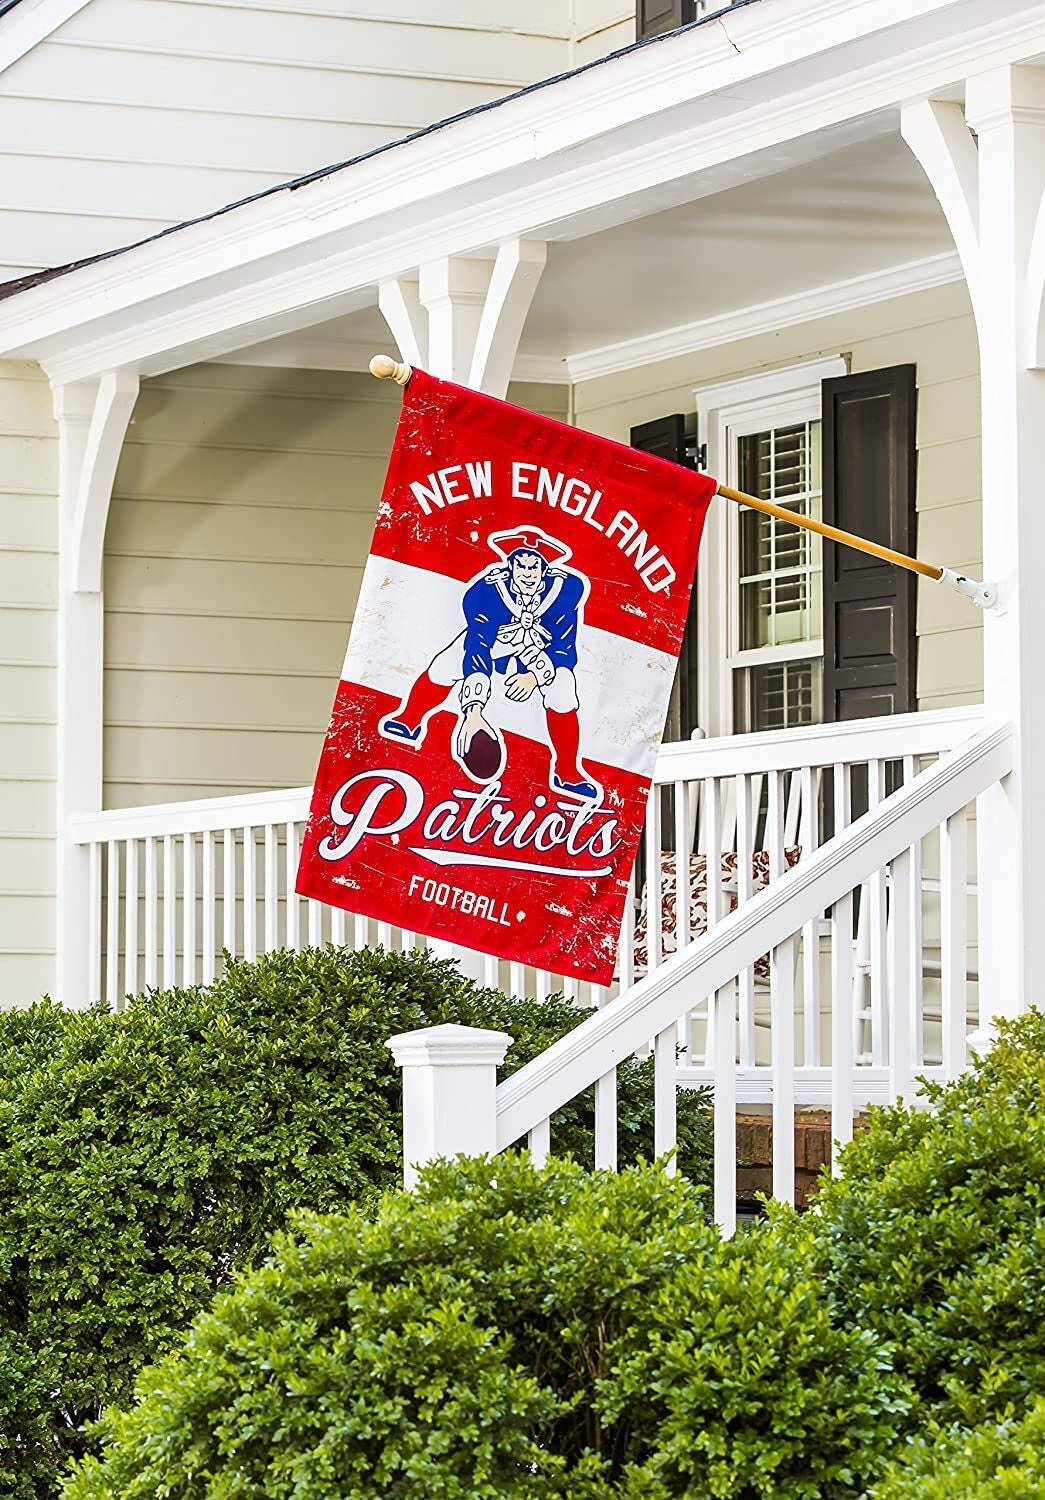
[64,1157,908,1500]
[0,946,711,1497]
[869,1400,1045,1499]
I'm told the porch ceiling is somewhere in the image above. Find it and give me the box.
[1,0,1043,384]
[232,132,956,383]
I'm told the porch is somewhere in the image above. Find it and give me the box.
[1,0,1043,1220]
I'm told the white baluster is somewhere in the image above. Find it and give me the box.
[673,778,692,1056]
[940,805,969,1079]
[735,773,755,1067]
[509,961,525,997]
[330,906,347,946]
[182,832,196,986]
[202,829,216,984]
[528,1117,551,1167]
[902,753,924,1070]
[800,765,821,1067]
[712,979,737,1234]
[594,1066,617,1171]
[242,827,256,961]
[144,836,157,990]
[162,834,175,988]
[618,864,636,993]
[653,1024,677,1173]
[769,770,795,1205]
[377,921,392,949]
[644,784,662,972]
[888,845,916,1105]
[868,759,888,1065]
[535,969,550,1002]
[88,841,101,1007]
[831,763,854,1172]
[106,840,119,1006]
[222,828,236,956]
[124,838,138,1001]
[285,823,300,952]
[483,953,500,989]
[264,823,278,953]
[353,912,368,949]
[307,898,322,946]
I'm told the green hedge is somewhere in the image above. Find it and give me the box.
[57,1009,1045,1500]
[0,946,711,1498]
[814,1007,1045,1427]
[869,1400,1045,1499]
[63,1157,908,1500]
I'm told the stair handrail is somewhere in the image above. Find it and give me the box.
[495,720,1013,1151]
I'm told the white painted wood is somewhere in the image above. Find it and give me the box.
[378,278,425,368]
[353,912,367,949]
[201,828,216,983]
[768,771,795,1203]
[0,0,93,75]
[70,370,139,593]
[594,1067,617,1170]
[940,805,969,1079]
[888,846,916,1104]
[123,836,138,999]
[331,906,346,946]
[222,828,235,955]
[182,831,196,986]
[87,839,101,1006]
[830,890,855,1172]
[285,821,300,952]
[242,826,256,961]
[162,833,175,988]
[528,1116,551,1167]
[105,839,118,1006]
[735,772,755,1066]
[308,898,322,946]
[653,1024,677,1172]
[144,836,157,990]
[800,764,821,1067]
[712,977,737,1234]
[467,239,546,398]
[867,760,888,1066]
[905,66,1045,1023]
[495,723,1013,1151]
[644,785,662,974]
[388,1023,511,1189]
[264,823,277,953]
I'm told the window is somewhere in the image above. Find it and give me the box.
[731,418,823,732]
[694,357,847,737]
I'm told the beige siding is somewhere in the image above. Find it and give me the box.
[0,0,578,281]
[103,364,567,808]
[573,1,634,64]
[572,280,983,716]
[0,359,58,1004]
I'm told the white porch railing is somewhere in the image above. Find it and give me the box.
[70,706,984,1022]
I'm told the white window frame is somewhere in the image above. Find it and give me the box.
[693,356,847,737]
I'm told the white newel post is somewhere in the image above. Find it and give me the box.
[52,371,139,1006]
[387,1023,512,1188]
[903,68,1045,1026]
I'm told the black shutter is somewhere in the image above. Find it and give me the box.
[630,414,699,739]
[821,365,917,723]
[637,0,697,38]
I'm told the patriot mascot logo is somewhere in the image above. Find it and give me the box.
[379,526,600,802]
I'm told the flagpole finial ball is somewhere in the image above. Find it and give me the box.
[369,354,413,385]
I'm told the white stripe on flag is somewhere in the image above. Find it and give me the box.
[343,554,678,777]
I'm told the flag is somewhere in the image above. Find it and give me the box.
[296,370,716,984]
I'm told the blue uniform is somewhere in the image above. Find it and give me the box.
[461,566,584,680]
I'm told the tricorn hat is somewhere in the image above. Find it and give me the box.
[488,527,571,567]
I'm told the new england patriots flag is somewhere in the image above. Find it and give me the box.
[296,370,716,984]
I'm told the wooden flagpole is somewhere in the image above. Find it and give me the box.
[369,356,997,610]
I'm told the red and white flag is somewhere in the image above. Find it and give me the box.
[296,370,715,984]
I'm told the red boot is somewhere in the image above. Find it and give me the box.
[381,672,450,742]
[546,709,600,802]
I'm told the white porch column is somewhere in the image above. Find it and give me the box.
[51,371,139,1006]
[387,1023,512,1188]
[904,68,1045,1022]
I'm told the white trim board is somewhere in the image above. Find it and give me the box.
[0,0,92,73]
[566,252,964,383]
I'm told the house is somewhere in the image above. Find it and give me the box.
[0,0,1038,1222]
